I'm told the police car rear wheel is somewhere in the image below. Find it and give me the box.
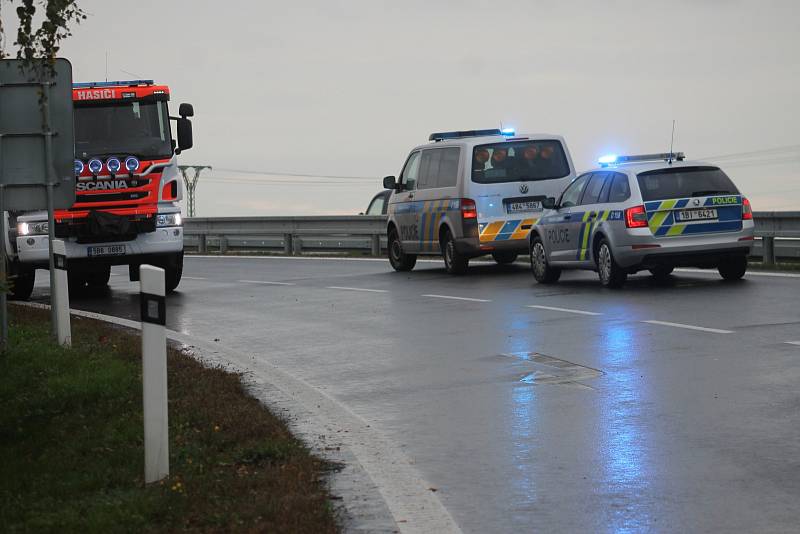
[492,251,518,265]
[442,230,468,275]
[530,237,560,283]
[388,229,416,272]
[597,240,626,288]
[718,256,747,281]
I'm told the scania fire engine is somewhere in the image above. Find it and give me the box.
[6,79,194,299]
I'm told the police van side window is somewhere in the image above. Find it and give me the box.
[437,147,460,187]
[418,149,441,189]
[400,151,421,191]
[607,173,632,203]
[559,174,591,208]
[579,172,608,205]
[418,147,460,189]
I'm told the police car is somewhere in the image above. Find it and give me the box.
[530,153,755,287]
[383,128,576,273]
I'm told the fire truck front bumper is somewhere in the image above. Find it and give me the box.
[16,227,183,267]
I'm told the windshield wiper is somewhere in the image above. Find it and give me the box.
[690,189,730,197]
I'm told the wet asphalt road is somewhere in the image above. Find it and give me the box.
[30,256,800,533]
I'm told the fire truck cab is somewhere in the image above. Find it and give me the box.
[8,79,194,299]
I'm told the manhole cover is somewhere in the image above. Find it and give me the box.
[502,352,603,388]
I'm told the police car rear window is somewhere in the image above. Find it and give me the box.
[636,166,739,202]
[471,140,570,184]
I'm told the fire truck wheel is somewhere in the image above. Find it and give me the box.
[164,252,184,293]
[7,262,35,301]
[86,265,111,287]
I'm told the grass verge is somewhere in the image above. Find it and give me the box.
[0,305,339,533]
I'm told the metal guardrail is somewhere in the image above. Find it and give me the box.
[183,212,800,265]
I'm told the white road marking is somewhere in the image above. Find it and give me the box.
[422,294,491,302]
[181,276,207,280]
[526,304,602,316]
[675,268,800,279]
[642,320,733,334]
[785,341,800,346]
[327,286,387,293]
[238,279,295,286]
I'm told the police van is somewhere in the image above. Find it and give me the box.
[382,128,576,274]
[530,153,755,287]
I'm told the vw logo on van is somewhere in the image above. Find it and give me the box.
[519,184,529,194]
[692,198,701,206]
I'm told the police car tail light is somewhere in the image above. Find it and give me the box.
[625,205,648,228]
[742,197,753,220]
[461,198,478,219]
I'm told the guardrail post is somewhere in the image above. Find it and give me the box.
[293,235,303,255]
[371,234,381,257]
[52,240,71,347]
[283,233,293,255]
[140,265,169,484]
[219,236,228,255]
[198,234,207,254]
[763,236,776,266]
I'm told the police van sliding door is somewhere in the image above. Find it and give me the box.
[396,151,421,253]
[414,147,460,253]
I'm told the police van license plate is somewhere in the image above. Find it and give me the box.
[675,208,718,222]
[507,200,542,213]
[87,245,126,257]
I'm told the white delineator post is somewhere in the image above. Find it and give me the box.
[140,265,169,483]
[51,239,71,347]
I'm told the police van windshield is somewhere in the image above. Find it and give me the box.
[636,166,740,202]
[74,100,173,160]
[471,140,570,184]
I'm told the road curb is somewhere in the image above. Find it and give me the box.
[12,301,462,534]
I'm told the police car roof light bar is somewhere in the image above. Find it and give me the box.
[73,80,155,88]
[429,128,503,142]
[599,152,685,167]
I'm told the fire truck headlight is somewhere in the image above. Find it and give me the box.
[106,157,121,174]
[156,213,182,227]
[125,156,140,173]
[17,221,48,236]
[88,158,103,175]
[74,159,84,176]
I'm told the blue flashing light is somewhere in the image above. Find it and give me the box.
[501,127,516,136]
[124,156,140,173]
[74,159,84,176]
[73,80,154,88]
[598,154,618,166]
[88,158,103,175]
[106,157,121,174]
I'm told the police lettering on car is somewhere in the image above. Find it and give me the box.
[529,152,755,287]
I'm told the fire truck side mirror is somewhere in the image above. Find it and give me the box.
[179,103,194,118]
[176,118,193,154]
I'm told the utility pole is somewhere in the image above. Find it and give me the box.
[178,165,211,218]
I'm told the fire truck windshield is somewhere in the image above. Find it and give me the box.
[75,100,173,160]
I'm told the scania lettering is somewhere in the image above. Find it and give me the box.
[6,79,195,300]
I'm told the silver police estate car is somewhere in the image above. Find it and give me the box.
[529,153,755,287]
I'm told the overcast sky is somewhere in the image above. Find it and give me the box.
[22,1,800,215]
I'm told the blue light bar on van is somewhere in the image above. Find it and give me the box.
[72,80,154,88]
[429,129,503,142]
[598,152,685,167]
[501,127,516,136]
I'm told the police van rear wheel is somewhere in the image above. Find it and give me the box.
[597,240,626,288]
[388,229,416,272]
[442,229,468,275]
[530,236,560,284]
[492,251,518,265]
[718,256,747,281]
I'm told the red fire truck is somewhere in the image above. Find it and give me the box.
[8,79,194,299]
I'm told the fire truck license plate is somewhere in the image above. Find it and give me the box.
[87,245,126,257]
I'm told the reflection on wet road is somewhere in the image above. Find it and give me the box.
[29,256,800,533]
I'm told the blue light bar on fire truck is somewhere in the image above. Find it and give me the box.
[598,152,685,167]
[73,80,154,88]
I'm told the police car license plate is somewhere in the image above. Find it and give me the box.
[675,208,718,222]
[87,244,126,257]
[507,200,542,213]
